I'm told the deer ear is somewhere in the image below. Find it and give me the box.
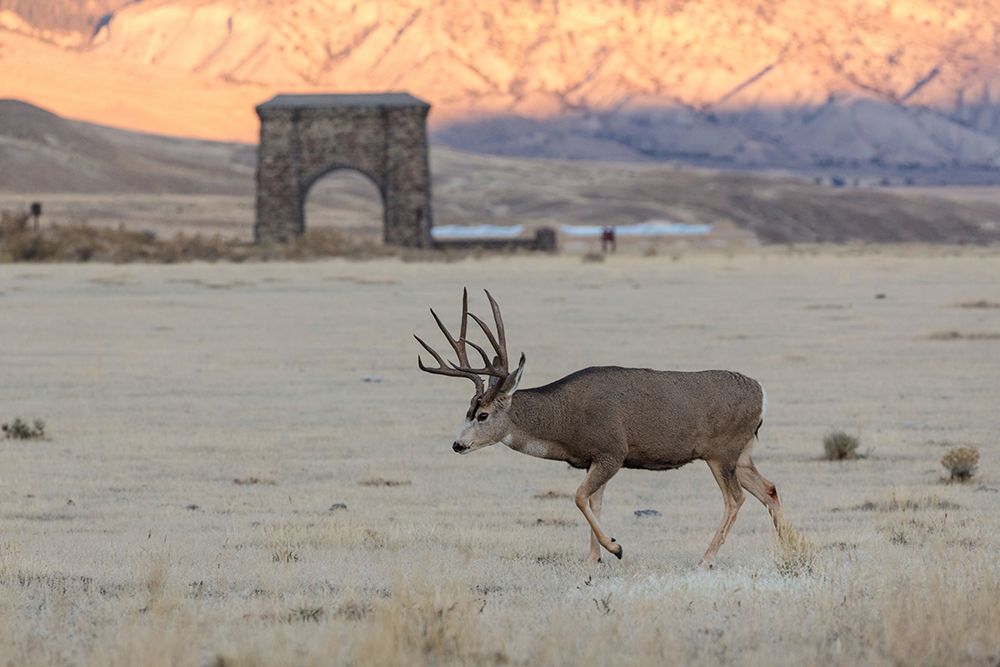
[500,353,526,396]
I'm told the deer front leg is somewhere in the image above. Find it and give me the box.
[587,483,607,563]
[576,461,623,560]
[699,459,745,569]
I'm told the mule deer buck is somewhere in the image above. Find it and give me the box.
[415,289,784,567]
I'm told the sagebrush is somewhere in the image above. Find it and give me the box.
[941,446,979,482]
[0,212,391,262]
[823,430,861,460]
[1,418,45,440]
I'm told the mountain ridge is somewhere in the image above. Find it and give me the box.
[2,1,1000,181]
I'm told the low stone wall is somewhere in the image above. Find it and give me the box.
[433,227,557,253]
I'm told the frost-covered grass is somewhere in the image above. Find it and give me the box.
[1,251,998,665]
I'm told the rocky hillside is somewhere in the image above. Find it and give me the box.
[0,0,124,35]
[2,0,1000,181]
[0,99,254,193]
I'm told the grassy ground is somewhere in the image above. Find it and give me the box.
[1,250,998,665]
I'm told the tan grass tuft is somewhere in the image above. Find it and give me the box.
[773,515,815,576]
[354,576,492,666]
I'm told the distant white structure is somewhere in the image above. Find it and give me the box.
[432,224,525,239]
[431,221,710,240]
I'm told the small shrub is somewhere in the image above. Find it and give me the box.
[941,446,979,482]
[0,211,29,236]
[2,418,45,440]
[823,431,860,460]
[581,251,605,263]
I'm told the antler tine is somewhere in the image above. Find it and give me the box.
[448,359,504,378]
[484,290,508,370]
[414,334,485,396]
[428,297,494,371]
[415,290,511,395]
[463,338,494,369]
[414,333,449,368]
[468,314,508,376]
[460,287,469,344]
[429,307,469,365]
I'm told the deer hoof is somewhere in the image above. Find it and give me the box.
[612,544,623,560]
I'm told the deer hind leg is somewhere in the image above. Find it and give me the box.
[587,483,607,564]
[576,461,623,560]
[736,456,783,533]
[699,459,745,569]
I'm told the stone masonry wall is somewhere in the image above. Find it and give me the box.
[254,97,432,247]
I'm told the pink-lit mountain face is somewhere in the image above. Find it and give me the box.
[3,0,1000,181]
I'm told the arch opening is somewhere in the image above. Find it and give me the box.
[301,167,386,243]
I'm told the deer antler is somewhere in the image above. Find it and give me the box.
[415,289,510,399]
[468,290,508,374]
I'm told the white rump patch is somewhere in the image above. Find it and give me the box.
[760,384,768,421]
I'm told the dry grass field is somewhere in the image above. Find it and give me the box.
[1,249,999,666]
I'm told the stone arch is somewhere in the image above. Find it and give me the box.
[299,163,387,235]
[254,93,433,247]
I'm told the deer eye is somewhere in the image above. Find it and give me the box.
[476,412,489,422]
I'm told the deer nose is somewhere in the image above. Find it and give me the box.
[452,441,466,453]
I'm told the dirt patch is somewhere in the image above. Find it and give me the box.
[358,478,412,487]
[532,490,572,500]
[325,276,400,286]
[845,496,963,512]
[925,331,1000,341]
[233,477,276,486]
[518,517,574,527]
[953,300,1000,309]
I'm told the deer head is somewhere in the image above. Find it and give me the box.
[415,289,526,453]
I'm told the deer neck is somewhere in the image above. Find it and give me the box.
[501,391,565,461]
